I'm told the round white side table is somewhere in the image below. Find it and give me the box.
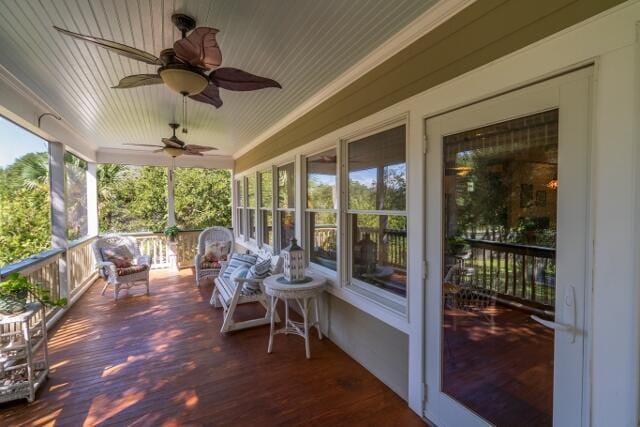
[263,272,327,359]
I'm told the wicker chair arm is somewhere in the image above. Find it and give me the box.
[136,255,151,266]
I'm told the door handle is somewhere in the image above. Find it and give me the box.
[530,285,577,343]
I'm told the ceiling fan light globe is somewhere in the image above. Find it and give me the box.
[159,68,208,95]
[163,147,185,158]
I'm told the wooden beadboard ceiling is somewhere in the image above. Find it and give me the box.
[0,0,435,157]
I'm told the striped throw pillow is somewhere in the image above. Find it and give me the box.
[248,257,271,280]
[222,253,258,280]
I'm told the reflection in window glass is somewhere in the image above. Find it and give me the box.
[350,214,407,296]
[278,163,295,209]
[98,164,167,233]
[65,152,88,241]
[262,210,273,247]
[308,212,337,270]
[247,174,256,207]
[174,168,231,230]
[307,149,337,209]
[260,170,272,208]
[249,209,256,240]
[348,125,406,211]
[441,110,558,426]
[0,117,51,266]
[279,211,295,248]
[235,179,244,236]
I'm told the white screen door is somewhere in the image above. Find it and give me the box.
[424,68,592,427]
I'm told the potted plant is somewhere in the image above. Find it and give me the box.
[164,225,180,242]
[0,273,67,315]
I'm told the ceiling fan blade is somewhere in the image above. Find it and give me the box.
[153,149,165,153]
[54,26,162,66]
[123,143,164,147]
[174,27,222,70]
[209,67,281,91]
[161,138,184,148]
[112,74,162,89]
[184,144,218,152]
[183,149,204,156]
[189,83,223,108]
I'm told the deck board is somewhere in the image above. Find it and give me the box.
[0,269,424,427]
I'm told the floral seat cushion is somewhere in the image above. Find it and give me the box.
[201,261,222,270]
[203,241,231,263]
[101,245,133,268]
[116,264,149,276]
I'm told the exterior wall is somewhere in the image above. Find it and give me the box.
[233,2,640,424]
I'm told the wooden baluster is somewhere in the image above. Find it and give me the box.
[521,255,526,298]
[489,249,494,291]
[512,253,517,296]
[531,256,537,301]
[482,249,487,288]
[504,250,509,293]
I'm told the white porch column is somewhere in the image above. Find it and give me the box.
[166,166,178,270]
[86,162,99,236]
[48,140,68,298]
[167,166,176,226]
[295,154,304,247]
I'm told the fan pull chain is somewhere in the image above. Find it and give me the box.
[182,96,188,134]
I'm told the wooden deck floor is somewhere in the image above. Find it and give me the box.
[0,269,424,427]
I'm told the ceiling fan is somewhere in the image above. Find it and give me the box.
[124,123,216,158]
[54,13,281,109]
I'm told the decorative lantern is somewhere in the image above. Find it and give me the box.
[282,238,306,283]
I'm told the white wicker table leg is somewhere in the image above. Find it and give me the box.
[268,295,278,354]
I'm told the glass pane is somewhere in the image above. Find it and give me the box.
[348,125,406,211]
[247,174,256,207]
[236,179,244,207]
[0,117,51,266]
[277,163,295,209]
[174,168,231,230]
[249,209,256,240]
[308,212,337,270]
[441,110,558,426]
[65,152,88,241]
[307,149,337,209]
[350,213,406,297]
[98,165,167,233]
[236,208,244,236]
[262,210,273,246]
[260,170,272,208]
[279,210,295,249]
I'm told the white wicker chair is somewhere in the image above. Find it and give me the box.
[194,226,235,287]
[211,247,282,333]
[92,234,151,300]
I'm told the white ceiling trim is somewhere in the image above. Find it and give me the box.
[0,64,97,161]
[232,0,475,159]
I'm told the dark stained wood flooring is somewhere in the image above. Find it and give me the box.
[0,269,425,427]
[443,305,554,426]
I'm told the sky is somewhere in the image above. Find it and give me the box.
[0,116,48,168]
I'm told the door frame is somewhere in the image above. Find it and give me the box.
[421,66,595,427]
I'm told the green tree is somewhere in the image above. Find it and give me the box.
[174,168,231,229]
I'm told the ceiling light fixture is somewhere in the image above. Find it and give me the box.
[158,65,208,96]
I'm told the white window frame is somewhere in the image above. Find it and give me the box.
[340,118,409,311]
[258,167,275,249]
[275,160,296,252]
[234,178,246,240]
[246,173,257,243]
[304,146,339,278]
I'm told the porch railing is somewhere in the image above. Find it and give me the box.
[462,239,556,308]
[122,230,202,269]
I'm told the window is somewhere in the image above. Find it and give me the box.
[65,152,88,241]
[277,162,295,249]
[347,125,407,298]
[259,169,273,247]
[0,117,50,266]
[247,174,257,240]
[306,149,337,271]
[174,168,231,230]
[97,164,167,233]
[235,179,245,238]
